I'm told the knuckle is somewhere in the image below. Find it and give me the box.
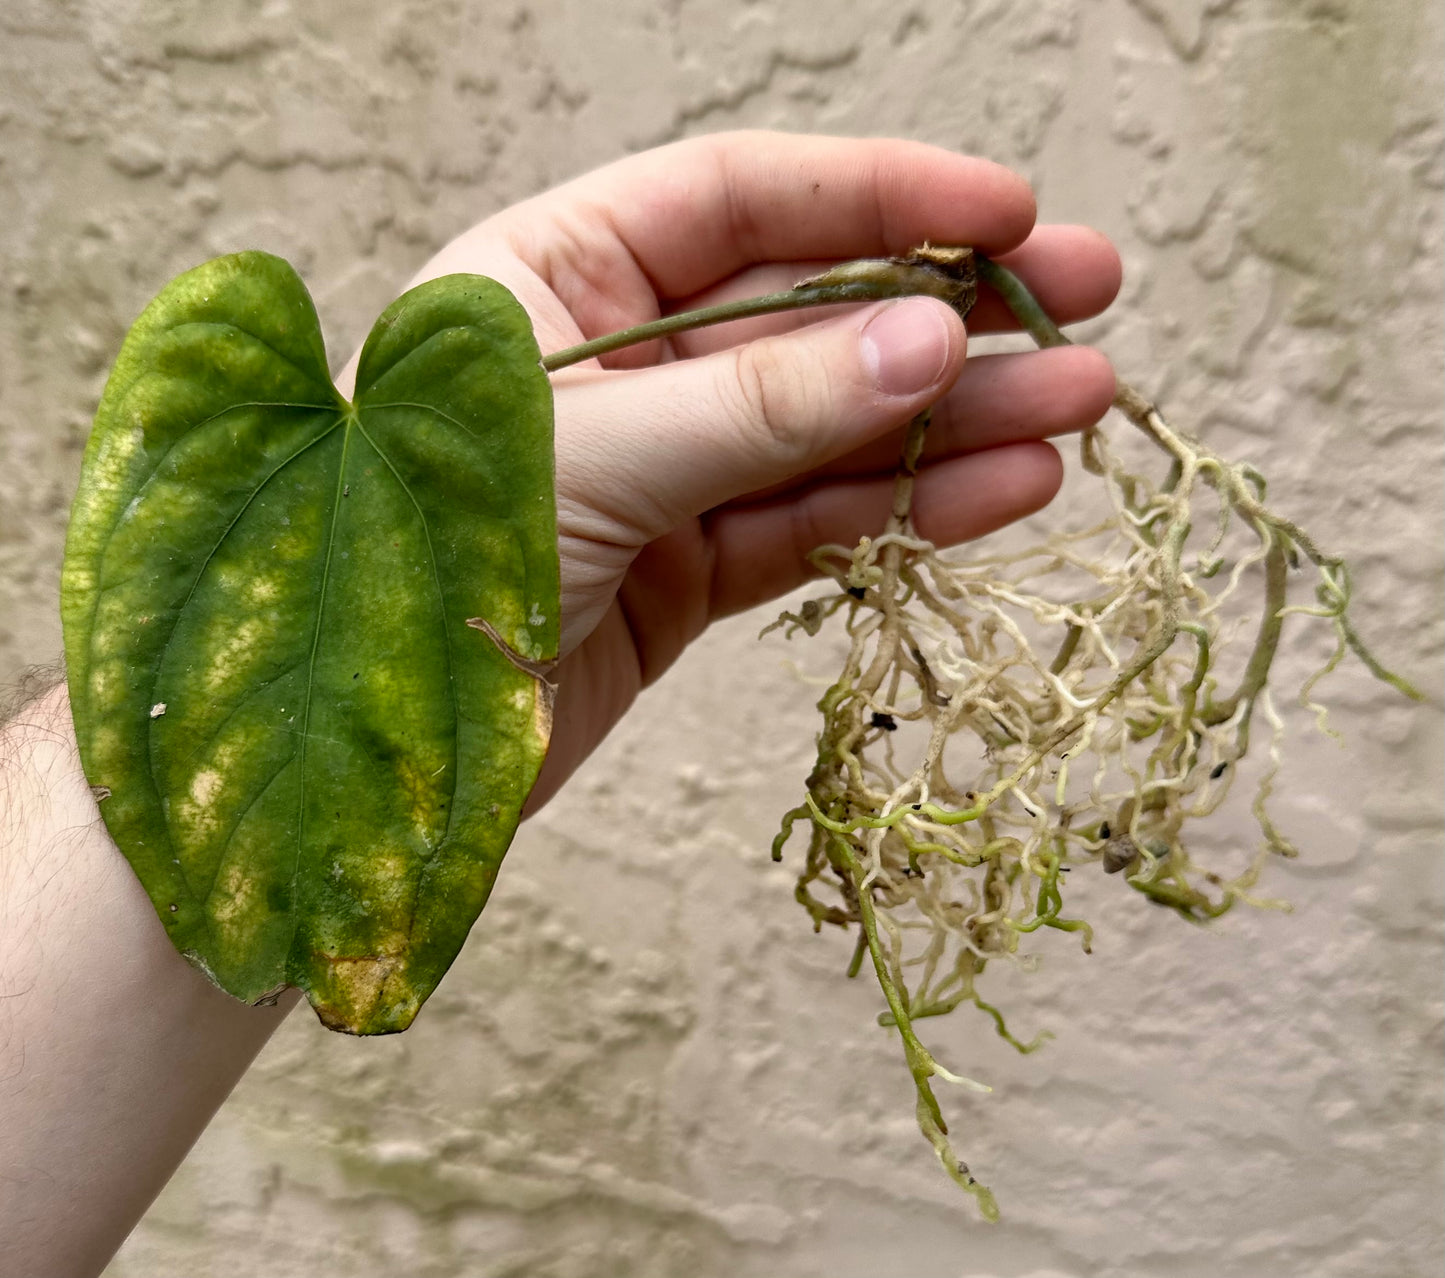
[731,339,817,465]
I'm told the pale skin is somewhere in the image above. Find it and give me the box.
[0,131,1119,1275]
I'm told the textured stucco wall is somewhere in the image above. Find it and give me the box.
[1,2,1442,1275]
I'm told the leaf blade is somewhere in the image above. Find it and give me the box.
[62,255,556,1033]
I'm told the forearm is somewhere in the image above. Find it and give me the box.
[0,682,297,1278]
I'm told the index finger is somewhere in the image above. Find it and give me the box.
[494,130,1038,305]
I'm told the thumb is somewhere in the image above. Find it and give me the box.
[551,295,967,544]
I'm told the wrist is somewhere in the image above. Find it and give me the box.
[1,677,298,1276]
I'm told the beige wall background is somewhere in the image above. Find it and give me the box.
[2,1,1442,1275]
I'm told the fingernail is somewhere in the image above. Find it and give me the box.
[860,299,954,397]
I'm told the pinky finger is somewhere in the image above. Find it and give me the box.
[704,441,1063,619]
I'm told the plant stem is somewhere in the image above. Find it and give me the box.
[974,256,1072,349]
[541,249,978,372]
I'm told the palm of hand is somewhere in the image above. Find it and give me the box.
[383,133,1121,804]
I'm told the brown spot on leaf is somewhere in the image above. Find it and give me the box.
[310,946,419,1034]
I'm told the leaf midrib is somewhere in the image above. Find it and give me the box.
[288,408,358,956]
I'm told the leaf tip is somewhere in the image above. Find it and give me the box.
[305,951,423,1035]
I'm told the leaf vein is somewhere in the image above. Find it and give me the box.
[147,422,345,911]
[107,399,339,541]
[179,654,311,771]
[160,320,336,394]
[352,418,461,873]
[199,749,298,917]
[361,400,479,440]
[355,323,495,399]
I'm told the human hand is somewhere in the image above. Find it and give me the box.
[349,132,1124,806]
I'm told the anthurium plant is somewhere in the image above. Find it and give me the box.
[61,245,1416,1216]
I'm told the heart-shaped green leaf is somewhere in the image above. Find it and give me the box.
[61,251,557,1033]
